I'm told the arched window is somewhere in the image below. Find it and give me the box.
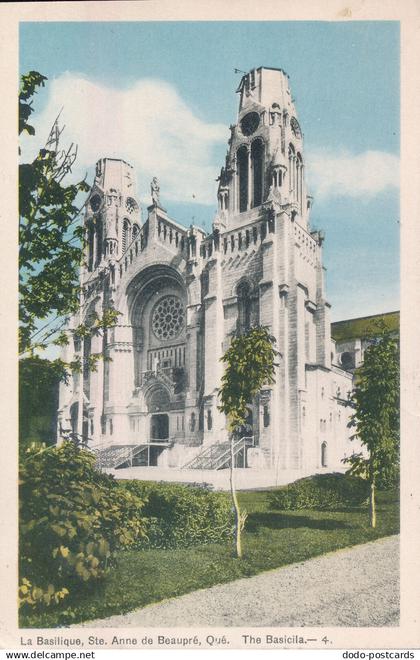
[122,219,131,254]
[237,146,249,212]
[296,153,303,211]
[132,224,140,241]
[200,270,209,299]
[95,217,103,267]
[321,441,328,468]
[237,281,252,333]
[341,351,354,370]
[87,224,94,271]
[147,386,170,414]
[251,139,264,208]
[83,335,92,399]
[288,144,295,196]
[263,404,270,428]
[70,402,78,435]
[190,412,196,432]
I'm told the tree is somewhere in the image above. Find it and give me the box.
[218,325,278,557]
[19,356,61,452]
[19,72,119,438]
[19,71,90,358]
[345,325,399,527]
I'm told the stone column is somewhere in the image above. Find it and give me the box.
[88,330,104,444]
[202,254,224,444]
[276,209,292,472]
[106,324,135,441]
[258,219,281,469]
[315,238,332,369]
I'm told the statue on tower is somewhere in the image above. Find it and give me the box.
[151,177,160,206]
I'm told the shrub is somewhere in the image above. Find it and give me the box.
[19,441,148,610]
[268,472,370,511]
[122,481,234,549]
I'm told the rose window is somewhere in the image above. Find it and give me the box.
[151,295,185,341]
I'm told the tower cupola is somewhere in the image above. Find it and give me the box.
[214,67,310,231]
[84,158,141,271]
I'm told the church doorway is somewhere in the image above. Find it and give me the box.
[150,413,169,441]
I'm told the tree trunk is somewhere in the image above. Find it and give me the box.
[230,439,242,558]
[369,478,376,528]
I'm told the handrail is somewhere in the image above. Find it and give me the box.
[182,435,254,470]
[211,435,254,470]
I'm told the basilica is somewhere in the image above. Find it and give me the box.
[58,67,360,488]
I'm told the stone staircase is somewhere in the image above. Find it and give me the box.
[92,444,148,469]
[182,436,254,470]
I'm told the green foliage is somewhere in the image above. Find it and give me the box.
[19,357,61,451]
[345,325,400,490]
[218,325,278,558]
[268,473,370,511]
[19,71,90,355]
[19,71,47,137]
[19,98,90,354]
[20,488,399,627]
[218,325,278,431]
[19,442,147,611]
[123,481,234,549]
[19,71,121,390]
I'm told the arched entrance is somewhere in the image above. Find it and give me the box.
[150,413,169,440]
[145,386,171,467]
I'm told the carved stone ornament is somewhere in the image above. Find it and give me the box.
[151,177,160,205]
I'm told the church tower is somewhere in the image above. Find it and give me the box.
[84,158,142,271]
[58,66,356,486]
[214,67,311,232]
[205,66,336,474]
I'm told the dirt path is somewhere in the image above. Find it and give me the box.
[79,535,399,628]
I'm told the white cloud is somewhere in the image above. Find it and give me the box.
[20,73,227,205]
[20,74,399,207]
[306,149,399,199]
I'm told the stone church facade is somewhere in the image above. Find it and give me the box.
[58,67,358,487]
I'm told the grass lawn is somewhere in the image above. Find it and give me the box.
[20,488,399,628]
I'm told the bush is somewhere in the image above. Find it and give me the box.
[19,441,148,610]
[122,481,234,549]
[268,473,370,511]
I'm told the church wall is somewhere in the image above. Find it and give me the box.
[302,366,354,475]
[57,66,362,485]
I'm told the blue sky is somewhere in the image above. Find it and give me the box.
[20,21,400,321]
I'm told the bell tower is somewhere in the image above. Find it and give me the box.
[214,67,311,231]
[84,158,142,272]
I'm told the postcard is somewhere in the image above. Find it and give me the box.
[1,0,419,655]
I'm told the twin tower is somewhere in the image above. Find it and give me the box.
[83,67,310,271]
[59,67,355,487]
